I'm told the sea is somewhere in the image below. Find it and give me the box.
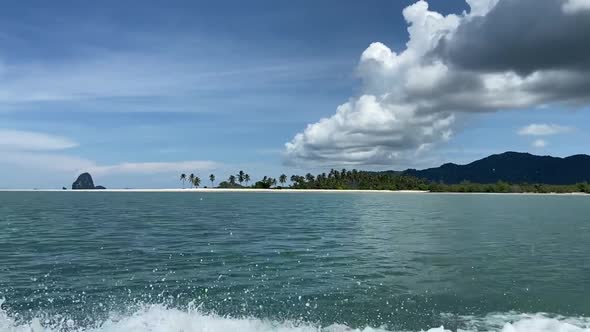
[0,191,589,331]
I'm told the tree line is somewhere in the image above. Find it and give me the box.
[179,169,590,193]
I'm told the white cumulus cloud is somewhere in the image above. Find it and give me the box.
[286,1,461,166]
[284,0,590,166]
[517,123,574,136]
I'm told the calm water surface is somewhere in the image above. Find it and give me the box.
[0,192,589,331]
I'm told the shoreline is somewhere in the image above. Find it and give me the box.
[0,188,587,195]
[0,188,429,194]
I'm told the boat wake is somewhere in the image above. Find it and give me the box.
[1,300,588,332]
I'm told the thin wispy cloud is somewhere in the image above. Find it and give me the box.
[1,150,219,176]
[0,50,349,105]
[0,151,95,172]
[89,160,219,176]
[0,129,79,150]
[518,124,574,136]
[0,129,219,181]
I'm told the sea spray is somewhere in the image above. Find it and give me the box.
[1,299,589,332]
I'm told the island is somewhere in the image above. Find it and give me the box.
[72,173,106,190]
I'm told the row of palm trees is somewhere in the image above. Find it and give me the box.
[180,168,373,189]
[179,173,201,188]
[179,173,216,188]
[179,171,290,188]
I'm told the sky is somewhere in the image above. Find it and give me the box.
[1,0,590,188]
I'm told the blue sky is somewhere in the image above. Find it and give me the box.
[1,0,589,188]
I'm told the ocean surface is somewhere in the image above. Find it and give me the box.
[1,192,589,331]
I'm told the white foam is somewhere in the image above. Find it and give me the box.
[1,300,589,332]
[450,312,590,332]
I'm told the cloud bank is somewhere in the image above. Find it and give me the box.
[285,0,590,166]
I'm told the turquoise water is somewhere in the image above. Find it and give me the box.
[1,192,589,331]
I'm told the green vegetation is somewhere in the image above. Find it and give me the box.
[179,170,589,193]
[429,181,589,194]
[254,176,277,189]
[217,181,242,188]
[290,169,427,190]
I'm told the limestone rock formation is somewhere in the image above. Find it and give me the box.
[72,173,106,190]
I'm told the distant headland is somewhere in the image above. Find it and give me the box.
[403,151,590,185]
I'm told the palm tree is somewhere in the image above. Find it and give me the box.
[180,173,187,188]
[192,176,201,188]
[237,170,245,186]
[209,174,215,187]
[328,169,335,179]
[229,175,236,185]
[188,173,195,188]
[333,169,340,180]
[279,174,287,187]
[271,178,277,188]
[244,174,251,187]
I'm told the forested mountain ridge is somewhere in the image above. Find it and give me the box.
[402,152,590,185]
